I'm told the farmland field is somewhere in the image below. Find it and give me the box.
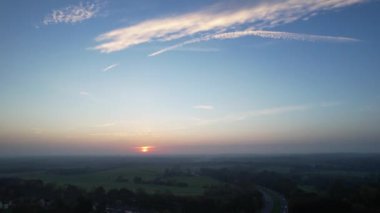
[0,157,222,195]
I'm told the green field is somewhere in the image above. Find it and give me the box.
[0,164,221,196]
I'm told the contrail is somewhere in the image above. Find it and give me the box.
[149,30,359,56]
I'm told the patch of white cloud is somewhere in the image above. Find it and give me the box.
[149,30,359,56]
[103,63,119,72]
[93,0,364,53]
[43,1,100,25]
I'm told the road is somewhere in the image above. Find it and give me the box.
[257,186,288,213]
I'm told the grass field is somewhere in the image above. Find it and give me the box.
[0,164,221,196]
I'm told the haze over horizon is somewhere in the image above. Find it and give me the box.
[1,0,380,156]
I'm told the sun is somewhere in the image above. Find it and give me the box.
[141,146,149,153]
[138,146,153,153]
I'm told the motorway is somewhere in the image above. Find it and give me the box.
[257,186,288,213]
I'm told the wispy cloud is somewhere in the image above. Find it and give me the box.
[193,102,339,126]
[79,90,103,103]
[149,30,359,56]
[93,0,364,53]
[194,105,214,110]
[225,104,312,122]
[95,122,116,128]
[43,1,101,25]
[174,47,220,53]
[247,105,311,117]
[79,91,89,96]
[319,101,342,107]
[103,63,119,72]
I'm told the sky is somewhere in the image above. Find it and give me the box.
[0,0,380,155]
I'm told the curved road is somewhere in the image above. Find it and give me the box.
[257,186,288,213]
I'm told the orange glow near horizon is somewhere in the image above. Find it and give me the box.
[137,146,153,153]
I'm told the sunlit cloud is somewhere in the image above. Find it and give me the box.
[93,0,364,53]
[43,1,101,25]
[194,105,214,110]
[149,30,359,56]
[103,63,119,72]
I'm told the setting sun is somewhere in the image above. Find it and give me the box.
[138,146,153,153]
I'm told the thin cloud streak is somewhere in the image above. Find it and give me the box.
[149,30,359,56]
[103,63,119,72]
[192,104,310,126]
[93,0,364,53]
[194,105,214,110]
[79,91,89,96]
[43,1,100,25]
[95,122,116,128]
[174,47,220,53]
[320,101,342,108]
[247,105,311,117]
[193,102,338,126]
[78,91,103,103]
[226,104,312,122]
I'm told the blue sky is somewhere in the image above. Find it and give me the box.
[0,0,380,155]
